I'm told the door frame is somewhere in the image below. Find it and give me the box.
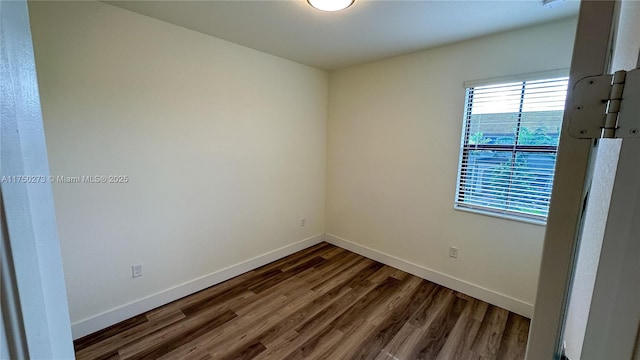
[581,5,640,353]
[526,1,618,358]
[1,0,75,358]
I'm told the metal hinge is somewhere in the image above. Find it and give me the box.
[569,68,640,139]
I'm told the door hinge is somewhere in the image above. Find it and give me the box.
[569,68,640,139]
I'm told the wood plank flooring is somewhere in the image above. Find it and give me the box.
[74,243,530,360]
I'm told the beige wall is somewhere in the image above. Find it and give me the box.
[29,1,327,336]
[326,18,577,311]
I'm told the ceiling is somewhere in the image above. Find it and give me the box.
[105,0,580,70]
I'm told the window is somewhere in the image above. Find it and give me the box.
[455,74,569,223]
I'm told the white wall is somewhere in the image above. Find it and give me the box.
[28,1,327,338]
[326,18,577,315]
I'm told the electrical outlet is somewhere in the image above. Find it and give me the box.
[132,264,143,278]
[301,218,306,227]
[449,246,459,259]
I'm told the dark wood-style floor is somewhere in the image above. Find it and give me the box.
[74,242,530,360]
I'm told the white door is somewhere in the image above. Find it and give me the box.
[526,1,640,359]
[1,0,75,358]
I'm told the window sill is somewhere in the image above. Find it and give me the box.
[454,205,547,226]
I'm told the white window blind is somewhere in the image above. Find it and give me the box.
[455,76,569,222]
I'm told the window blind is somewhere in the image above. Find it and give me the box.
[455,76,569,222]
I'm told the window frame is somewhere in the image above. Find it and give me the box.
[454,69,570,225]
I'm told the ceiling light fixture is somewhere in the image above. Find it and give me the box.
[307,0,354,12]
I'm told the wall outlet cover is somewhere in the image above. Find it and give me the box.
[132,264,143,278]
[449,246,459,258]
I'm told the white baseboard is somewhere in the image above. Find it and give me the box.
[325,233,533,318]
[72,232,532,339]
[71,233,325,339]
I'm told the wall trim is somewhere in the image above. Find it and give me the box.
[325,233,533,318]
[71,233,325,339]
[72,231,533,339]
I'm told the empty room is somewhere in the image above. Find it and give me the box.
[3,0,639,359]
